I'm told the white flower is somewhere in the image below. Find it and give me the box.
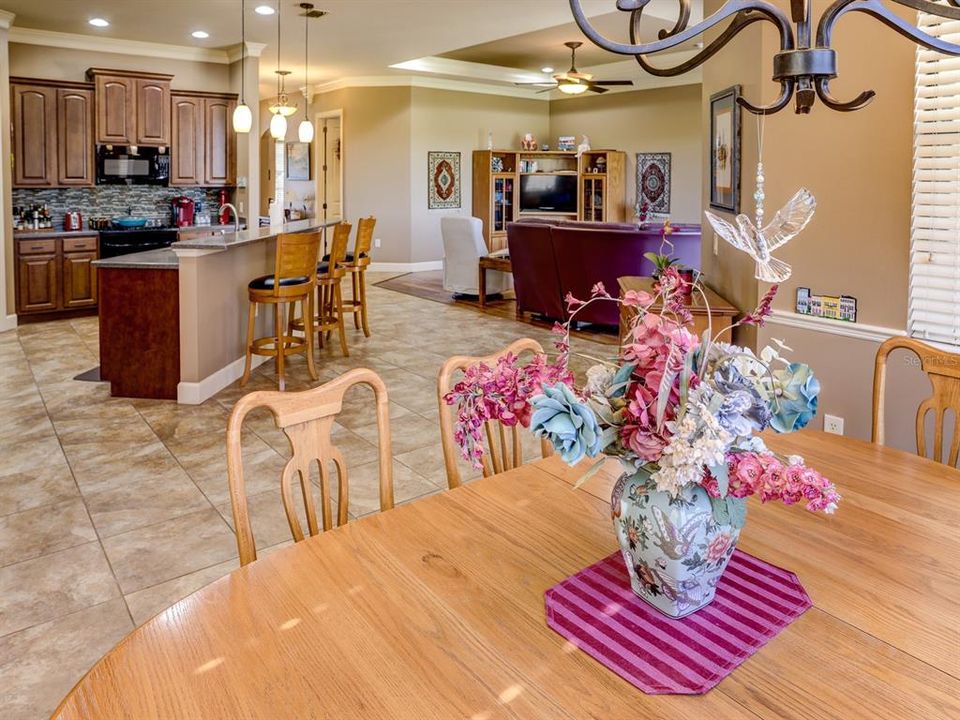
[787,454,805,466]
[585,364,616,397]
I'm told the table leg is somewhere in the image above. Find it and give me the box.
[478,265,487,307]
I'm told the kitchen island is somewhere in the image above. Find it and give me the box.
[94,219,339,403]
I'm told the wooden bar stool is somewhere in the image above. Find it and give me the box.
[240,231,321,391]
[342,216,376,337]
[291,222,351,357]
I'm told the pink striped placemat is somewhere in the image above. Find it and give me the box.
[544,550,812,695]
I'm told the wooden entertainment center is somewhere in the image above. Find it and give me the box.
[472,149,626,252]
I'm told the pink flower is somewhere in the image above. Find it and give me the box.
[705,531,734,563]
[729,454,763,498]
[622,289,653,308]
[591,282,610,298]
[743,284,779,327]
[564,291,585,311]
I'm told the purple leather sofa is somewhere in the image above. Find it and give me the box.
[506,218,701,327]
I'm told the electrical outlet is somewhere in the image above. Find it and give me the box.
[239,201,244,214]
[823,414,844,435]
[374,238,382,248]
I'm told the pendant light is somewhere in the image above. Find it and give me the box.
[297,3,314,143]
[268,1,295,139]
[232,0,253,133]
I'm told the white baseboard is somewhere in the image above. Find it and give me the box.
[368,260,443,273]
[767,310,905,344]
[0,314,17,333]
[177,355,269,405]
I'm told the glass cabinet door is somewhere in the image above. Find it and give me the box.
[493,176,513,232]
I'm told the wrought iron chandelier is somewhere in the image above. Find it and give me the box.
[569,0,960,114]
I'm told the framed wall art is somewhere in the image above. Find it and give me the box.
[635,152,672,214]
[428,151,461,209]
[709,86,741,213]
[286,142,311,181]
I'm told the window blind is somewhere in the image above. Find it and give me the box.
[911,14,960,348]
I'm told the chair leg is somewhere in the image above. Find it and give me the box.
[240,300,256,387]
[358,269,370,338]
[316,285,325,350]
[274,302,286,391]
[352,271,361,330]
[304,293,318,381]
[335,283,349,357]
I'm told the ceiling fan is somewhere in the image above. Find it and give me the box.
[515,41,634,95]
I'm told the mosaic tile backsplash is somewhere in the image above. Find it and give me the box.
[12,186,226,226]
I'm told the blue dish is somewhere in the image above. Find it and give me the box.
[112,216,148,228]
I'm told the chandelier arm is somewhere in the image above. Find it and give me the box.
[658,0,692,39]
[814,77,876,111]
[569,0,794,58]
[738,78,796,115]
[818,0,960,54]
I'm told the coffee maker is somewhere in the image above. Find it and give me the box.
[171,196,195,227]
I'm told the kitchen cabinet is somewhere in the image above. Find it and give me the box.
[88,69,172,146]
[11,83,57,187]
[57,88,95,185]
[14,234,100,318]
[170,91,238,186]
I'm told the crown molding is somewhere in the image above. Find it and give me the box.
[9,26,232,63]
[0,10,15,30]
[227,41,268,63]
[312,74,553,101]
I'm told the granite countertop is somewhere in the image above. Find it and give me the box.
[172,219,339,251]
[92,248,179,270]
[14,228,100,239]
[177,222,247,232]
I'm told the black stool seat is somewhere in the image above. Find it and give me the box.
[249,274,310,290]
[316,262,329,274]
[321,251,367,263]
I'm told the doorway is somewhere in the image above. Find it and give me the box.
[315,110,343,223]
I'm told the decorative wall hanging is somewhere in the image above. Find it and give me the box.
[797,287,858,322]
[569,0,960,115]
[286,142,311,180]
[710,86,741,213]
[428,151,461,209]
[635,152,671,214]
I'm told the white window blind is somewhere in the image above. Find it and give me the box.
[911,14,960,348]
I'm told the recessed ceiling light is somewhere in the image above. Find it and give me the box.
[541,66,554,73]
[88,18,110,27]
[191,30,210,39]
[254,5,276,14]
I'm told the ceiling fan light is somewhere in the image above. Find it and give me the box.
[270,112,288,139]
[233,103,253,133]
[298,119,315,143]
[558,82,589,95]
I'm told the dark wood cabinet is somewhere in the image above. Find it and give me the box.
[88,69,172,146]
[14,235,99,318]
[170,94,204,186]
[204,96,236,186]
[11,83,57,187]
[57,88,95,186]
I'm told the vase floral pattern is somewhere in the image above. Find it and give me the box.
[612,468,741,618]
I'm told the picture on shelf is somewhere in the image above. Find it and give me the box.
[558,136,576,151]
[710,86,741,213]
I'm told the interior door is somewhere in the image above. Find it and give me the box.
[318,117,342,221]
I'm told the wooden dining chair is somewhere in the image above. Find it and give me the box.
[240,231,321,391]
[437,338,554,489]
[872,336,960,467]
[226,367,395,566]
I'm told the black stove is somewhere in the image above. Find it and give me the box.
[98,226,179,259]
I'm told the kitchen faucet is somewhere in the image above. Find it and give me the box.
[220,203,241,234]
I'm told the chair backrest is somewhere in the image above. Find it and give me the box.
[226,367,395,565]
[273,231,322,295]
[437,338,553,489]
[441,216,486,262]
[322,222,352,280]
[506,221,565,320]
[872,336,960,467]
[353,216,376,260]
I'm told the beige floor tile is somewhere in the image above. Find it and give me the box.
[0,598,133,720]
[101,508,237,594]
[124,558,237,626]
[0,464,80,518]
[172,431,286,505]
[52,414,159,447]
[0,411,57,445]
[62,439,184,496]
[346,459,443,517]
[353,412,442,455]
[0,542,120,636]
[0,499,97,567]
[215,487,315,551]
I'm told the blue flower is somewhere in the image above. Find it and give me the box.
[530,383,603,464]
[770,363,820,433]
[713,363,771,431]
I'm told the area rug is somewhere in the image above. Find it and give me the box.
[544,549,811,694]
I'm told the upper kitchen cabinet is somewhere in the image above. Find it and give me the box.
[11,83,57,187]
[170,91,237,187]
[11,78,95,188]
[87,69,172,146]
[204,95,237,186]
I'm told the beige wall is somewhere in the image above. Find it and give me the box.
[701,0,924,452]
[1,25,12,321]
[409,87,549,263]
[550,84,703,224]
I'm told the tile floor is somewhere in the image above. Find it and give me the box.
[0,272,614,719]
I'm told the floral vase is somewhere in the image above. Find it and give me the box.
[611,468,742,619]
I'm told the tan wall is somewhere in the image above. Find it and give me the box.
[550,84,703,223]
[1,28,12,319]
[8,43,230,91]
[409,87,549,263]
[701,0,924,452]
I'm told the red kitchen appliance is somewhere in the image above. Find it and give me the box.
[171,196,195,227]
[63,211,83,231]
[218,190,230,225]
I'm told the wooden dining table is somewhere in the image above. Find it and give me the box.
[53,431,960,719]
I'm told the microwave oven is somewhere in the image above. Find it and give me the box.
[96,145,170,185]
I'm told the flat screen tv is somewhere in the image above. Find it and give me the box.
[519,174,578,214]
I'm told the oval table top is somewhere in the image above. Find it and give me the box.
[53,431,960,719]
